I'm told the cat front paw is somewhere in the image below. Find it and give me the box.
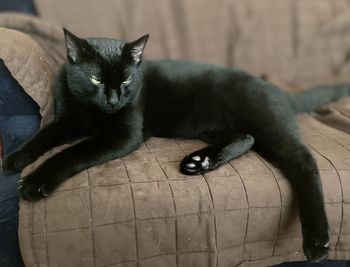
[1,151,31,175]
[1,157,19,176]
[303,234,329,262]
[18,174,51,201]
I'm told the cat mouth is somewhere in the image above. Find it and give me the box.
[99,104,120,114]
[103,108,119,114]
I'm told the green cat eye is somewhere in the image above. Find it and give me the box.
[90,75,101,85]
[122,76,132,86]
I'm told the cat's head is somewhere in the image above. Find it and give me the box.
[63,28,149,113]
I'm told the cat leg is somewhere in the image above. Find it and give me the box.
[180,134,254,175]
[18,133,142,201]
[2,120,82,174]
[255,135,329,262]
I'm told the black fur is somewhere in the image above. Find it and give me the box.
[2,29,350,262]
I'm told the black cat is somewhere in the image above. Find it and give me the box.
[2,28,350,262]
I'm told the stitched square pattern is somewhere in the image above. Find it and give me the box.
[91,184,134,226]
[45,188,91,232]
[32,235,49,266]
[338,203,350,251]
[137,218,176,259]
[152,149,186,163]
[19,117,350,266]
[177,214,216,252]
[46,229,95,267]
[57,170,89,190]
[133,181,175,219]
[93,222,137,266]
[125,161,167,183]
[339,170,350,203]
[206,175,248,210]
[216,210,247,249]
[159,161,192,180]
[88,159,129,187]
[218,246,244,267]
[243,173,281,208]
[178,253,213,267]
[140,255,177,267]
[32,200,46,234]
[204,163,237,178]
[171,178,213,216]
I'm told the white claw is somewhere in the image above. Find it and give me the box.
[315,241,330,248]
[17,179,23,184]
[186,163,196,168]
[38,187,48,197]
[18,185,23,190]
[201,156,210,169]
[192,156,201,161]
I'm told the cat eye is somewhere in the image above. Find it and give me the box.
[121,76,132,86]
[90,75,102,85]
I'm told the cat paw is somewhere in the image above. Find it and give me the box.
[18,175,50,201]
[1,156,19,175]
[1,152,30,175]
[1,159,15,176]
[303,237,329,262]
[180,154,212,175]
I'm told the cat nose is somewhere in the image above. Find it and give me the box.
[107,90,118,105]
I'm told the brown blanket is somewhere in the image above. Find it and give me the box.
[0,3,350,266]
[17,115,350,267]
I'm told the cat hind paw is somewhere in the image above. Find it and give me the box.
[180,154,211,175]
[303,239,329,263]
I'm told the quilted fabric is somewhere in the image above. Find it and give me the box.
[0,0,350,265]
[0,26,58,126]
[315,98,350,135]
[18,116,350,267]
[34,0,350,86]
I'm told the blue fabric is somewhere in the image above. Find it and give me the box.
[0,1,39,265]
[0,76,40,116]
[0,0,37,15]
[0,5,41,267]
[275,260,350,267]
[0,116,40,267]
[0,60,39,116]
[0,55,40,267]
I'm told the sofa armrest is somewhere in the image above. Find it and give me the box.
[0,26,55,125]
[17,115,350,267]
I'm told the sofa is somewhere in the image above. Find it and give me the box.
[0,0,350,266]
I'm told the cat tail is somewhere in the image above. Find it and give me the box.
[287,84,350,114]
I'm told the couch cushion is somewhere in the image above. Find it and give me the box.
[18,115,350,267]
[315,99,350,135]
[34,0,350,86]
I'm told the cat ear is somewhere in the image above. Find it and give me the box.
[63,28,84,63]
[125,34,149,64]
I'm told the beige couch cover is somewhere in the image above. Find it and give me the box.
[0,0,350,266]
